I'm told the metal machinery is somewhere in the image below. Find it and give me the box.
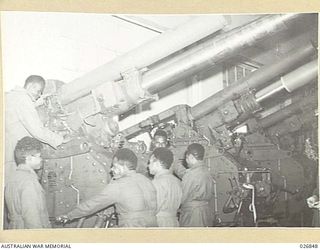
[37,14,318,227]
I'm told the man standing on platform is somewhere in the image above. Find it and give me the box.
[148,147,182,227]
[5,75,65,182]
[179,143,214,227]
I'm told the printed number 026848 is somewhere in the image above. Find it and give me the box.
[300,244,318,248]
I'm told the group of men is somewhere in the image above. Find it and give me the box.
[58,141,214,228]
[4,75,215,229]
[4,75,70,229]
[4,75,319,229]
[6,136,214,228]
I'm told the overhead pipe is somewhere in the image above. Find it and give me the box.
[190,42,316,120]
[141,14,302,94]
[60,15,230,104]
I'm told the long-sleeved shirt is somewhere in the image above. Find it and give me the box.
[152,169,182,227]
[180,163,214,227]
[4,166,51,229]
[312,185,319,227]
[5,86,63,181]
[67,171,157,227]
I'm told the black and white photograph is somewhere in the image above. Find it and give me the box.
[1,11,319,231]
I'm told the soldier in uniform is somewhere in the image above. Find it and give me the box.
[5,75,66,182]
[150,129,187,179]
[179,143,214,227]
[4,75,69,229]
[149,129,170,151]
[58,148,158,227]
[148,147,182,227]
[5,136,51,229]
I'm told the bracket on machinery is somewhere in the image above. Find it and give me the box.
[223,177,244,214]
[120,68,158,107]
[93,205,118,228]
[91,68,158,116]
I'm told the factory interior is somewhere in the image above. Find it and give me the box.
[1,12,319,228]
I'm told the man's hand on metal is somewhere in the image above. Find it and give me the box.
[35,93,51,107]
[314,202,320,210]
[307,195,320,210]
[56,215,69,224]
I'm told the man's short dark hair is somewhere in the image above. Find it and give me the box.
[154,129,167,140]
[186,143,205,161]
[113,148,138,170]
[151,147,174,169]
[24,75,45,89]
[14,136,43,165]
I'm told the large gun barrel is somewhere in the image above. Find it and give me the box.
[257,94,317,129]
[141,14,301,94]
[255,59,318,103]
[62,14,302,119]
[60,15,229,105]
[231,59,318,128]
[121,58,317,142]
[190,43,316,120]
